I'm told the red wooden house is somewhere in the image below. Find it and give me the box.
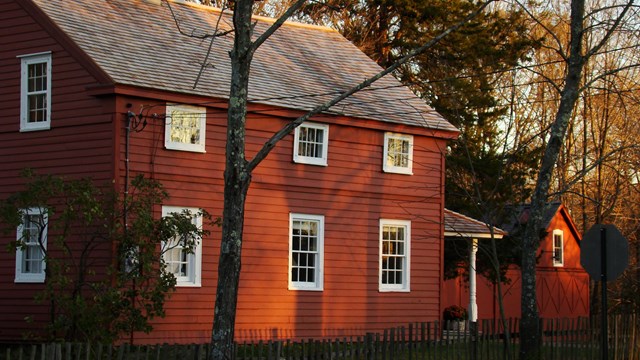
[443,203,590,320]
[0,0,458,343]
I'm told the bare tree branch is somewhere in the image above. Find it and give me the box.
[165,0,234,39]
[193,1,231,88]
[247,0,496,171]
[251,0,307,52]
[580,63,640,92]
[514,0,568,61]
[524,65,564,93]
[585,0,635,59]
[554,144,640,196]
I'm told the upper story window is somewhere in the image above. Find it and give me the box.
[552,229,564,267]
[289,213,324,291]
[161,206,203,287]
[379,219,410,292]
[293,122,329,166]
[15,207,48,283]
[19,52,52,132]
[383,133,413,175]
[165,104,206,153]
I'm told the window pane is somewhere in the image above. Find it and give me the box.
[170,109,202,145]
[292,234,300,250]
[28,94,47,123]
[28,63,47,92]
[165,246,187,277]
[385,136,411,170]
[19,212,45,275]
[395,270,403,284]
[299,253,307,267]
[299,127,309,141]
[297,126,325,160]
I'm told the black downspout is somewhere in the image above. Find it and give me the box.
[125,111,134,344]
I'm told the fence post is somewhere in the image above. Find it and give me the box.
[366,333,374,360]
[469,320,477,360]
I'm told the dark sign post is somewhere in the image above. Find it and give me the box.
[581,224,629,360]
[599,227,608,360]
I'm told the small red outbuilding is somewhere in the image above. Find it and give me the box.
[443,203,590,320]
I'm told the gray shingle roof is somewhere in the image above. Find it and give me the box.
[444,209,507,238]
[500,202,562,233]
[32,0,457,132]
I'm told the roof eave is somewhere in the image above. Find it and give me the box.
[445,232,504,239]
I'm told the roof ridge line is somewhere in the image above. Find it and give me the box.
[169,0,338,33]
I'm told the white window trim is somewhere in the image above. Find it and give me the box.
[383,132,414,175]
[164,103,207,153]
[379,219,411,292]
[293,122,329,166]
[15,207,47,283]
[288,213,324,291]
[552,229,564,267]
[19,52,52,132]
[161,206,203,287]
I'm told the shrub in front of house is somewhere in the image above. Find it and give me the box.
[443,305,468,321]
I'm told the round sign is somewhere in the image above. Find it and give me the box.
[580,224,628,281]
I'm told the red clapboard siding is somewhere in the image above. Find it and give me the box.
[0,0,116,341]
[114,94,448,343]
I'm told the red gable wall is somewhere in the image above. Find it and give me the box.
[442,206,589,320]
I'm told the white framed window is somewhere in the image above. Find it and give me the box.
[15,207,47,283]
[552,229,564,267]
[289,213,324,291]
[379,219,410,292]
[19,52,52,132]
[161,206,202,287]
[383,133,413,175]
[293,122,329,166]
[165,104,206,153]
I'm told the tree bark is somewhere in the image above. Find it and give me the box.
[210,0,254,358]
[520,0,585,358]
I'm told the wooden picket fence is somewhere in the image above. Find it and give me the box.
[1,315,639,360]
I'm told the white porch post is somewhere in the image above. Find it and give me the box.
[469,238,478,322]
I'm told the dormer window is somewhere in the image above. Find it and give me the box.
[383,133,413,175]
[293,122,329,166]
[165,104,206,153]
[19,52,52,132]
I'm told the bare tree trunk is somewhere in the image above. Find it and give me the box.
[490,235,512,360]
[211,0,254,358]
[520,0,585,358]
[205,2,495,358]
